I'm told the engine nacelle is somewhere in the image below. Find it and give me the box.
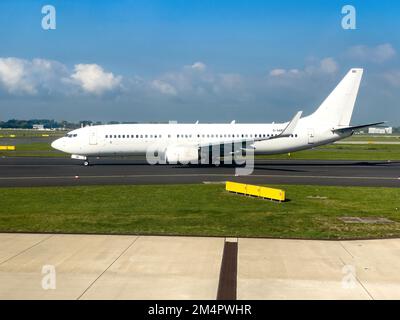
[165,146,199,164]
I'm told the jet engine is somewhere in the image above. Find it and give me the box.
[165,146,199,164]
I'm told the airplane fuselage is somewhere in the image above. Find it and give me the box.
[51,118,350,158]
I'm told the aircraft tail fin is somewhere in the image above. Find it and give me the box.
[310,68,363,127]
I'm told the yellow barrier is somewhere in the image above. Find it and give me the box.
[9,134,16,138]
[226,181,285,202]
[42,134,49,137]
[0,146,15,150]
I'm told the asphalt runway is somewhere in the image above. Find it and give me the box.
[1,156,399,187]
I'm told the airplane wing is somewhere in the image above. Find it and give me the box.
[198,110,302,149]
[332,121,386,133]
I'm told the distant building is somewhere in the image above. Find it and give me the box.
[32,124,45,130]
[368,127,392,134]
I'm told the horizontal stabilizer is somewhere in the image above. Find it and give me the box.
[332,121,386,133]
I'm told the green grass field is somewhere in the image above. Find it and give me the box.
[1,184,400,239]
[346,134,400,142]
[0,129,64,138]
[258,144,400,160]
[0,142,66,157]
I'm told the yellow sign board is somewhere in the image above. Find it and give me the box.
[0,146,16,150]
[226,181,285,202]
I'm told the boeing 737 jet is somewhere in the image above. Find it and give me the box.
[51,68,383,166]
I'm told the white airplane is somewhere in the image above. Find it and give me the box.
[52,68,383,166]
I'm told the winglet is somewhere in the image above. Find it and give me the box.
[279,111,302,137]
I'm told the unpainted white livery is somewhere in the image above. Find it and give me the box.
[51,68,383,166]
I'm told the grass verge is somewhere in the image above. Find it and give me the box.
[258,144,400,160]
[1,184,400,239]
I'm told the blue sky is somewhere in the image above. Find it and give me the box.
[0,0,399,124]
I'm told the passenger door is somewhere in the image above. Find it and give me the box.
[89,129,97,145]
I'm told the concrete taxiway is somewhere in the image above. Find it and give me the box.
[0,157,399,187]
[1,233,400,300]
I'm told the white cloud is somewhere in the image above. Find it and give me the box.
[347,43,396,63]
[0,58,122,96]
[150,61,242,96]
[0,57,67,94]
[319,57,338,74]
[269,57,338,79]
[382,70,400,87]
[151,79,177,95]
[187,61,206,72]
[269,68,301,77]
[218,73,242,89]
[70,64,122,94]
[270,69,286,76]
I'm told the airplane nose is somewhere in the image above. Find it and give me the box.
[51,138,62,151]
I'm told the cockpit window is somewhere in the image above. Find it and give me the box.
[65,133,78,138]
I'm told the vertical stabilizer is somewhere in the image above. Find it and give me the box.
[310,68,363,126]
